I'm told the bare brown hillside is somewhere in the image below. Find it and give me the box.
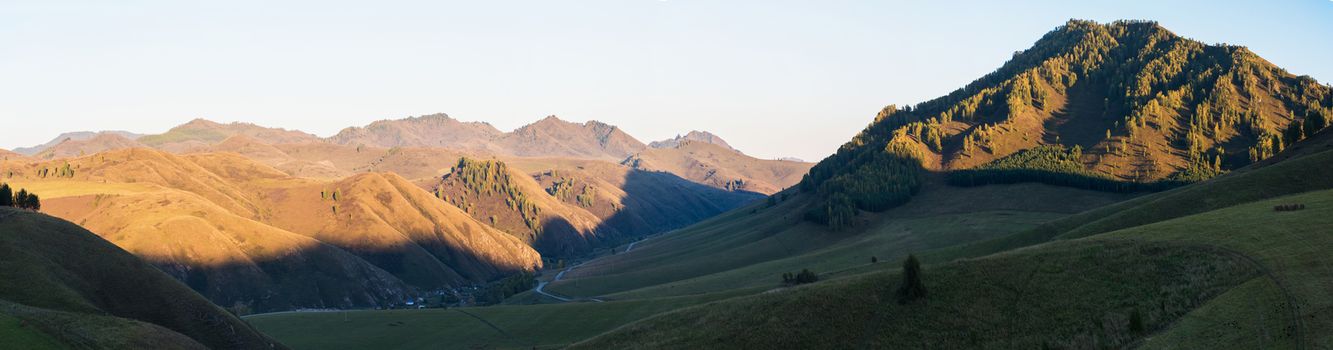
[4,148,540,312]
[624,140,812,194]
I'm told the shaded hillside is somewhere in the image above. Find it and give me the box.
[649,130,737,152]
[328,113,502,150]
[6,148,541,312]
[526,160,763,245]
[33,133,144,160]
[0,207,286,349]
[624,140,812,195]
[139,118,322,153]
[801,19,1332,227]
[13,130,143,156]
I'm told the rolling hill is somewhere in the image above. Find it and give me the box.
[0,207,286,349]
[5,148,541,312]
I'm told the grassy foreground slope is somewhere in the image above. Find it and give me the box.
[574,187,1331,349]
[0,207,286,349]
[546,178,1129,299]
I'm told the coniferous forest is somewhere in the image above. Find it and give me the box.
[799,20,1332,227]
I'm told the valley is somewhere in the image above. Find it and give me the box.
[3,15,1331,350]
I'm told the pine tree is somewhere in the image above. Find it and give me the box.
[0,183,11,207]
[897,254,927,304]
[25,194,39,211]
[14,189,29,210]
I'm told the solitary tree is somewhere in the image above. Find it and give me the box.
[0,183,11,207]
[897,254,926,304]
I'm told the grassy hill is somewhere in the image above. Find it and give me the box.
[5,148,541,312]
[0,207,286,349]
[799,19,1332,229]
[561,125,1333,348]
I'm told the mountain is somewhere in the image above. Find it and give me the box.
[800,19,1332,228]
[330,114,647,161]
[328,113,502,150]
[493,116,647,161]
[13,130,143,156]
[649,131,737,152]
[7,148,540,312]
[623,140,812,194]
[32,133,145,160]
[0,207,285,349]
[138,118,323,153]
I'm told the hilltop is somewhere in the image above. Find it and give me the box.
[624,140,812,194]
[328,113,502,150]
[138,118,322,153]
[649,131,738,152]
[12,130,143,156]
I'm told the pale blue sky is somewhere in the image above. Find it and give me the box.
[3,1,1330,161]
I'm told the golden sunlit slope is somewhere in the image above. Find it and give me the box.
[0,207,287,349]
[6,148,541,312]
[624,140,813,194]
[213,140,762,257]
[431,157,614,257]
[249,167,544,288]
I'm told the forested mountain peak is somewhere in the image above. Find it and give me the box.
[801,19,1332,228]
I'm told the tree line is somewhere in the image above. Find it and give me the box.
[945,145,1192,193]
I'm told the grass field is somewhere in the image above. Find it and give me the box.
[0,313,62,350]
[245,290,751,350]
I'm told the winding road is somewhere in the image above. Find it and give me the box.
[532,235,657,302]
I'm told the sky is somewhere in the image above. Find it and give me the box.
[2,1,1330,161]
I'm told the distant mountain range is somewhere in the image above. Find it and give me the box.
[0,114,805,311]
[10,114,809,195]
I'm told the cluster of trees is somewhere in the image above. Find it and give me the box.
[801,127,925,230]
[544,174,595,208]
[946,145,1191,193]
[34,163,78,179]
[477,271,535,305]
[781,269,818,286]
[440,158,543,233]
[0,183,40,211]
